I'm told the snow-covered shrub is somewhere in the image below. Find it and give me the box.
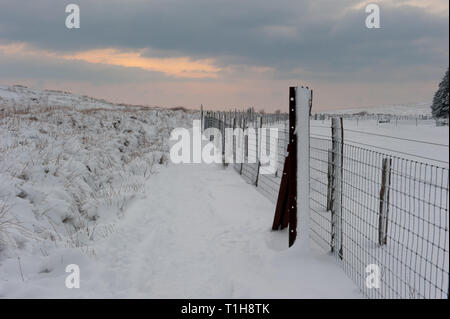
[0,86,197,257]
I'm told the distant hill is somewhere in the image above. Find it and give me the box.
[0,84,146,112]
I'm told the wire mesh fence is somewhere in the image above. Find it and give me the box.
[204,111,449,299]
[310,137,449,299]
[203,111,289,202]
[312,113,436,123]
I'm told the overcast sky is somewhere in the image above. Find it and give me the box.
[0,0,448,111]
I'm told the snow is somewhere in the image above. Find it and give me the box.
[311,118,449,166]
[0,85,132,111]
[308,117,449,298]
[260,110,448,298]
[296,87,312,252]
[0,85,361,298]
[317,102,432,116]
[0,163,360,298]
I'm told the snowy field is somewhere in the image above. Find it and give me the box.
[0,163,360,298]
[311,118,449,167]
[308,118,449,298]
[0,85,360,298]
[254,111,449,298]
[319,102,432,117]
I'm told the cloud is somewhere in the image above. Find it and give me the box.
[1,0,446,85]
[62,49,221,79]
[351,0,449,14]
[0,42,221,80]
[0,43,169,84]
[0,0,448,109]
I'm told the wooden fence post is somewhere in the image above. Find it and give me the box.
[222,113,227,166]
[255,116,259,174]
[200,104,203,133]
[327,148,333,211]
[331,117,344,259]
[338,117,344,259]
[232,116,236,164]
[378,157,392,246]
[240,118,246,175]
[255,117,263,186]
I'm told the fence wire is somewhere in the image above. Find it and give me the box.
[204,111,289,202]
[310,137,449,299]
[204,112,449,299]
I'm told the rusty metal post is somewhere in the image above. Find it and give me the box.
[272,87,306,249]
[287,87,298,247]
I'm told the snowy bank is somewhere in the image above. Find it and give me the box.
[0,85,196,283]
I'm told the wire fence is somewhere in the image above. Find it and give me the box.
[203,111,289,202]
[312,113,449,130]
[310,137,449,299]
[312,113,435,122]
[203,111,449,299]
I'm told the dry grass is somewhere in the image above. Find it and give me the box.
[0,99,196,254]
[0,202,34,248]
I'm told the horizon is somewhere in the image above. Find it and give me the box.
[1,83,432,114]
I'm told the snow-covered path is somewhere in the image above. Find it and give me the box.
[1,163,361,298]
